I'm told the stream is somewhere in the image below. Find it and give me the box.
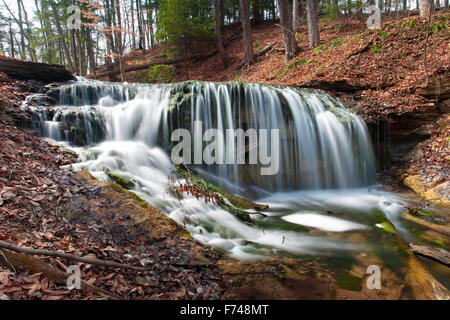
[26,79,449,290]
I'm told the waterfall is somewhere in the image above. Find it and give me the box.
[39,80,376,191]
[29,79,400,259]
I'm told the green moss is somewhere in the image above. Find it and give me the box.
[109,182,127,193]
[129,191,146,203]
[376,222,397,234]
[432,240,447,249]
[336,273,363,292]
[108,173,135,190]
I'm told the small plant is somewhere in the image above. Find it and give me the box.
[431,21,448,34]
[371,43,382,53]
[378,30,389,40]
[330,39,342,48]
[313,44,326,54]
[137,64,175,83]
[402,18,418,29]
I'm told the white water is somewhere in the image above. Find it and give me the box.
[31,80,408,260]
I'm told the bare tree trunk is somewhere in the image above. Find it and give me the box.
[239,0,254,68]
[115,0,125,81]
[9,22,14,58]
[293,0,300,30]
[86,28,96,75]
[278,0,299,62]
[51,3,75,72]
[306,0,320,48]
[71,30,80,75]
[421,0,433,16]
[214,0,230,66]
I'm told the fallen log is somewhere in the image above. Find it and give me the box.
[236,42,277,69]
[409,243,450,267]
[0,240,146,272]
[298,79,370,92]
[94,51,218,79]
[0,56,75,82]
[0,249,119,299]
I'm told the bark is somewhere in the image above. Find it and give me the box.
[239,0,254,68]
[86,28,96,75]
[421,0,433,17]
[16,0,26,60]
[8,22,14,58]
[0,56,75,82]
[409,243,450,266]
[214,0,231,66]
[51,3,75,72]
[293,0,300,30]
[278,0,299,61]
[307,0,320,48]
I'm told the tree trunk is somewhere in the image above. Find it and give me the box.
[51,3,75,72]
[115,0,125,81]
[86,28,96,75]
[214,0,230,66]
[0,56,75,82]
[278,0,299,62]
[293,0,300,30]
[239,0,254,68]
[9,22,14,58]
[421,0,433,16]
[16,0,26,60]
[306,0,320,48]
[403,0,408,9]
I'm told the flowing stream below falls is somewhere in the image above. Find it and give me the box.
[24,79,449,288]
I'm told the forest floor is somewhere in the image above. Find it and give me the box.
[0,11,449,300]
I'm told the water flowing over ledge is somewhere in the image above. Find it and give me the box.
[37,80,376,191]
[28,79,407,260]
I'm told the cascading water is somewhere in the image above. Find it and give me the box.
[29,79,407,259]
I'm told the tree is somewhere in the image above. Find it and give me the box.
[293,0,300,30]
[239,0,254,67]
[306,0,320,48]
[420,0,433,17]
[213,0,230,66]
[278,0,298,61]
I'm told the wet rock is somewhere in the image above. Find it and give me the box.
[27,93,57,107]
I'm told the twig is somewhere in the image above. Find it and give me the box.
[0,240,146,272]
